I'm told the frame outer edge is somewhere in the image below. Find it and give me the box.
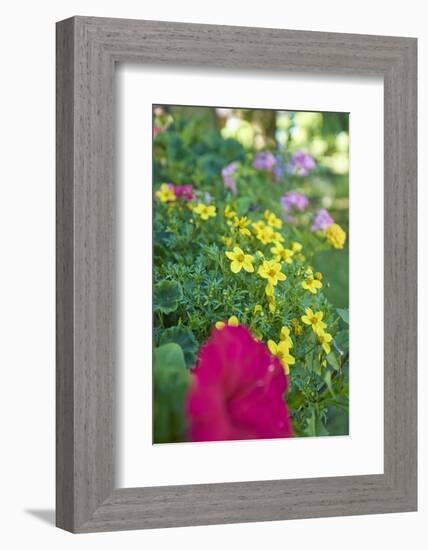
[73,15,116,532]
[56,16,76,532]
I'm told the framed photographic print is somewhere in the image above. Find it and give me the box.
[56,17,417,532]
[150,104,350,446]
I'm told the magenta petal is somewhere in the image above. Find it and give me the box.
[187,326,293,442]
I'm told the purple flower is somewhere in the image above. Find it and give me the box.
[280,191,309,213]
[253,151,277,171]
[273,156,286,181]
[288,150,316,176]
[311,208,334,232]
[222,162,238,195]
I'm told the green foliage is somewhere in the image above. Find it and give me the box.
[313,249,349,308]
[154,342,186,370]
[153,343,190,443]
[159,326,199,368]
[154,280,183,314]
[336,308,349,324]
[154,110,245,190]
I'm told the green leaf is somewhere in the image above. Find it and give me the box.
[336,308,349,324]
[303,408,329,437]
[326,352,341,371]
[154,342,186,371]
[159,326,199,368]
[323,370,335,398]
[235,196,252,215]
[153,343,190,443]
[334,330,349,354]
[312,249,349,308]
[303,409,317,437]
[154,280,183,314]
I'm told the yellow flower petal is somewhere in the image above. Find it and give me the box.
[265,284,274,297]
[267,340,277,355]
[228,315,239,327]
[243,260,254,273]
[323,343,331,354]
[230,260,242,273]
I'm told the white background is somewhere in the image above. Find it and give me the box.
[0,1,425,549]
[118,67,384,487]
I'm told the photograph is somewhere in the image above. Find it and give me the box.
[153,104,349,443]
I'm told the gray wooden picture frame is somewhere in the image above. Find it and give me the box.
[56,16,417,533]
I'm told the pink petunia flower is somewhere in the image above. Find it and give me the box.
[187,325,293,442]
[174,184,195,201]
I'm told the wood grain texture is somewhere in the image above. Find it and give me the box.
[56,16,417,533]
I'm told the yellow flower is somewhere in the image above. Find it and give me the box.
[267,296,276,313]
[258,260,287,286]
[271,244,294,264]
[291,241,303,253]
[265,284,276,312]
[233,216,252,236]
[254,223,275,245]
[252,220,266,234]
[301,308,327,333]
[325,223,346,249]
[225,246,254,273]
[317,330,333,354]
[267,340,295,375]
[224,205,236,219]
[253,304,263,315]
[314,271,323,281]
[155,183,176,203]
[194,203,216,220]
[215,315,239,330]
[264,209,283,229]
[221,236,233,247]
[279,326,293,348]
[291,318,303,336]
[272,231,285,245]
[302,275,323,294]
